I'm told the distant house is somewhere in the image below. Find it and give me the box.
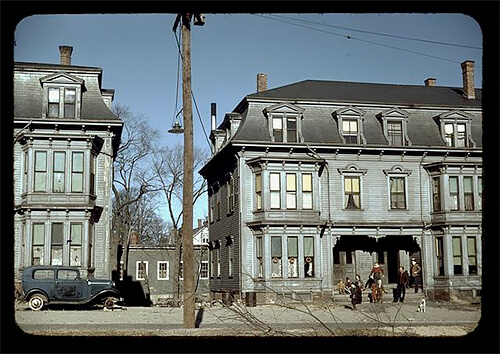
[128,220,210,305]
[200,62,482,303]
[13,46,123,287]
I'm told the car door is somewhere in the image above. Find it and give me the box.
[54,269,84,301]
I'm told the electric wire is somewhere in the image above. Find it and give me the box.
[173,29,211,149]
[269,14,482,50]
[255,14,482,67]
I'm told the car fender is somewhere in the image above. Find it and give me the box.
[24,289,50,303]
[86,288,121,303]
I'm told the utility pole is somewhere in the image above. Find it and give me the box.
[173,13,205,329]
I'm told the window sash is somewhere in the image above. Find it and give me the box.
[34,151,47,192]
[344,176,361,209]
[449,177,459,210]
[71,152,84,192]
[287,117,297,143]
[342,119,358,144]
[390,177,406,209]
[387,121,403,145]
[270,173,281,209]
[432,177,441,212]
[436,237,444,276]
[286,173,297,209]
[273,117,283,142]
[200,261,209,279]
[136,261,148,280]
[48,88,60,118]
[467,237,477,275]
[452,237,463,274]
[53,152,66,193]
[271,236,282,257]
[157,261,169,280]
[287,236,298,257]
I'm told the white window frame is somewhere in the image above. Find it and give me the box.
[263,103,304,143]
[437,111,475,148]
[136,261,148,280]
[333,107,367,145]
[200,261,209,279]
[157,261,169,280]
[383,166,412,211]
[376,108,411,146]
[339,165,367,210]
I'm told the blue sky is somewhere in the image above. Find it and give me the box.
[13,13,483,223]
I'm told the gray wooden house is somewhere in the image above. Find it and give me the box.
[127,221,210,305]
[200,62,482,303]
[13,46,123,287]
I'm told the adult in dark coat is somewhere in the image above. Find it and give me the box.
[410,258,422,293]
[365,275,375,303]
[395,266,409,302]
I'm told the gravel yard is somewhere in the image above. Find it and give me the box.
[14,299,481,337]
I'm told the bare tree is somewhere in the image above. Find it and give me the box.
[110,104,160,278]
[150,143,209,302]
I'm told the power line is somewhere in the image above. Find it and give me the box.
[255,14,482,68]
[173,29,211,149]
[270,14,482,50]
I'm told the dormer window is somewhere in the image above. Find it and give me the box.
[263,103,304,143]
[40,72,84,119]
[436,111,475,148]
[333,107,366,145]
[376,108,411,146]
[48,87,76,118]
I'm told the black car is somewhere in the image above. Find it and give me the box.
[22,265,121,311]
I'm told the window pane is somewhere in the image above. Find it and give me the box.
[65,89,76,103]
[272,117,282,129]
[449,177,458,193]
[303,193,313,209]
[302,174,312,192]
[35,151,47,171]
[271,236,282,257]
[72,173,83,192]
[49,88,59,102]
[58,269,78,280]
[255,174,262,192]
[54,152,66,171]
[64,103,75,118]
[33,224,45,244]
[256,237,263,258]
[351,177,360,192]
[287,117,297,142]
[444,123,454,134]
[463,177,473,193]
[52,223,64,244]
[287,237,298,257]
[286,193,296,209]
[457,123,466,132]
[304,237,314,256]
[452,237,462,257]
[72,152,84,172]
[270,173,280,190]
[286,174,296,191]
[70,223,82,244]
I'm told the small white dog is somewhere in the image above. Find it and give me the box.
[417,298,426,313]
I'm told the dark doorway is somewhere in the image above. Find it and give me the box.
[387,251,398,283]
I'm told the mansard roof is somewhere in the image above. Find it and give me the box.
[247,79,482,108]
[230,79,482,149]
[14,61,121,123]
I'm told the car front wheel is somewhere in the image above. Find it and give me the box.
[28,294,47,311]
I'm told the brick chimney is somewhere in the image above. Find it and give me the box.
[257,73,268,93]
[461,60,475,99]
[424,78,436,87]
[59,45,73,66]
[130,231,139,246]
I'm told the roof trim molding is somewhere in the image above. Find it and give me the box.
[262,102,305,117]
[40,72,85,86]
